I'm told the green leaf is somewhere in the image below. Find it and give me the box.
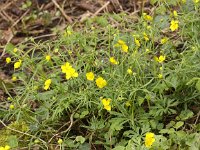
[138,96,144,106]
[174,121,184,129]
[159,129,169,134]
[176,109,194,121]
[109,118,126,131]
[7,135,18,148]
[76,136,85,144]
[78,143,90,150]
[80,110,89,118]
[112,146,125,150]
[150,120,157,129]
[195,79,200,92]
[5,43,15,53]
[168,128,175,134]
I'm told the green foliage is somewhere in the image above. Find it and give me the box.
[0,0,200,149]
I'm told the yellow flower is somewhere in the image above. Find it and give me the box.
[102,98,111,111]
[104,105,111,111]
[86,72,95,81]
[143,33,149,41]
[61,62,72,73]
[14,59,22,69]
[143,13,153,21]
[6,57,11,64]
[173,10,178,17]
[13,48,18,53]
[117,40,125,45]
[170,20,179,31]
[115,40,128,53]
[102,98,111,106]
[160,37,168,44]
[158,74,163,79]
[117,40,126,45]
[135,38,140,47]
[154,55,166,63]
[145,132,155,148]
[46,55,51,61]
[67,30,72,35]
[96,77,107,88]
[64,29,72,36]
[127,69,133,75]
[58,138,63,144]
[121,44,128,53]
[4,145,10,150]
[146,49,150,53]
[61,62,78,80]
[160,67,163,71]
[182,0,186,3]
[44,79,51,90]
[109,57,119,65]
[147,26,151,30]
[65,68,78,80]
[9,104,14,109]
[0,145,10,150]
[125,101,131,107]
[12,76,17,81]
[193,0,199,3]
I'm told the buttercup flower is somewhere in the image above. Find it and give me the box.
[121,44,128,53]
[0,145,10,150]
[86,72,95,81]
[14,59,22,69]
[117,40,126,45]
[173,10,178,17]
[170,20,179,31]
[158,74,163,79]
[61,62,78,80]
[146,49,150,53]
[135,38,140,47]
[58,138,63,144]
[125,101,131,107]
[46,55,51,61]
[145,132,155,148]
[127,69,133,75]
[96,77,107,88]
[109,57,119,65]
[6,57,11,64]
[65,68,78,80]
[155,55,166,63]
[13,48,18,53]
[160,37,168,44]
[143,13,153,21]
[182,0,186,3]
[101,98,111,111]
[115,40,128,53]
[143,33,149,41]
[44,79,51,90]
[193,0,199,3]
[12,76,17,81]
[9,104,14,109]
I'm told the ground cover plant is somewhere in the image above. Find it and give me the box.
[0,0,200,149]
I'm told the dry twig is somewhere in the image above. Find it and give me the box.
[48,112,75,144]
[92,1,111,18]
[52,0,73,23]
